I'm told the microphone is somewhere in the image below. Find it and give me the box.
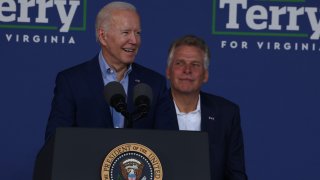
[133,83,153,117]
[104,81,130,121]
[103,82,153,127]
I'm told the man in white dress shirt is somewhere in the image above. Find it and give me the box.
[155,35,248,180]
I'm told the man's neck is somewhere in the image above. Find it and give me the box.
[113,66,128,81]
[171,90,200,113]
[102,52,129,81]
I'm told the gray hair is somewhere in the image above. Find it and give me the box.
[167,35,210,69]
[95,1,137,40]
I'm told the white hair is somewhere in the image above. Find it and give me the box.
[167,35,210,69]
[95,1,137,41]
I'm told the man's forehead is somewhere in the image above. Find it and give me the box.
[173,47,205,60]
[109,10,140,27]
[110,9,139,19]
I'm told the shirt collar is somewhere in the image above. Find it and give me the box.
[173,94,201,115]
[98,51,132,81]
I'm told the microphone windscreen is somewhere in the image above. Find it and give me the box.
[133,83,153,105]
[104,81,126,105]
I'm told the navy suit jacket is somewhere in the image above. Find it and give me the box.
[45,55,167,140]
[155,91,248,180]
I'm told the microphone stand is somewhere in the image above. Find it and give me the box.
[121,109,148,128]
[122,111,148,128]
[123,113,133,128]
[112,94,150,128]
[113,98,133,128]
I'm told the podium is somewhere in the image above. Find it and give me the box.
[33,128,211,180]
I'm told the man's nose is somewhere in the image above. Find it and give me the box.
[183,64,192,74]
[129,32,139,44]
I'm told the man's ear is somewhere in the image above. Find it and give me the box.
[166,67,170,80]
[98,28,107,46]
[203,70,209,83]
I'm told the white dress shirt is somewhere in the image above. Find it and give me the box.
[173,96,201,131]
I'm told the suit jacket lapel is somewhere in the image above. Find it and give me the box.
[127,63,142,113]
[200,92,216,132]
[167,91,179,129]
[85,56,113,126]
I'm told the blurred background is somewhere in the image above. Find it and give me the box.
[0,0,319,179]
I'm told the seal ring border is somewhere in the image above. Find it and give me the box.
[101,143,163,180]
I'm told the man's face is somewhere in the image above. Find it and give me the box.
[99,10,141,67]
[167,45,208,95]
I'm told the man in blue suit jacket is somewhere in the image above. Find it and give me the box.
[155,35,247,180]
[45,2,166,140]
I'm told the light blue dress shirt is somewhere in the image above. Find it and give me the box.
[98,51,132,128]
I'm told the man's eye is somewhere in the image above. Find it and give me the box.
[175,61,184,66]
[193,63,201,67]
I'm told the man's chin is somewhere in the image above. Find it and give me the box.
[176,88,197,95]
[121,58,135,64]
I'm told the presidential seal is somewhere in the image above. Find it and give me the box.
[101,143,163,180]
